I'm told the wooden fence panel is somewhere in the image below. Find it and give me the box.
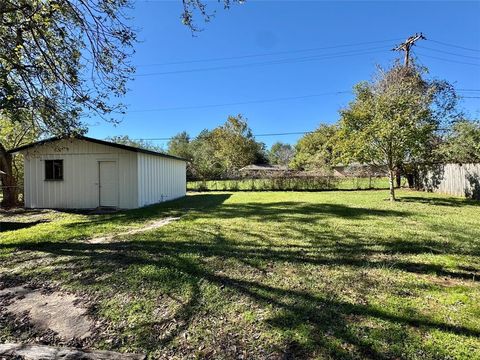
[420,163,480,199]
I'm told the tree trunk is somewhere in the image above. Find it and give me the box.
[406,173,415,188]
[388,169,396,202]
[0,144,19,208]
[395,170,401,188]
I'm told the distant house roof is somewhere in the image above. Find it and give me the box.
[8,135,187,162]
[239,164,288,172]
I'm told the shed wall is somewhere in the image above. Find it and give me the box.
[137,153,186,207]
[22,139,138,209]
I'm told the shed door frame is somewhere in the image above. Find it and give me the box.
[98,160,119,207]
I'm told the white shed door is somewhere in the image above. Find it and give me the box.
[99,161,118,207]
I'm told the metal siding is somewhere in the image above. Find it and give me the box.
[20,138,138,209]
[137,153,186,207]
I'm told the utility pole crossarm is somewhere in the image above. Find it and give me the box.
[393,32,426,67]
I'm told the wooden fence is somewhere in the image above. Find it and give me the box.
[420,163,480,199]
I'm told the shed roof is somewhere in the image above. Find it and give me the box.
[8,135,187,162]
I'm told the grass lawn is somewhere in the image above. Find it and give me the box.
[1,190,479,359]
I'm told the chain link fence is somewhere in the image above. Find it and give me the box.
[187,176,390,192]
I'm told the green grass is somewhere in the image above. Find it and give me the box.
[1,190,479,359]
[187,176,390,191]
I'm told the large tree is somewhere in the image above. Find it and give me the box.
[437,120,480,164]
[290,124,339,172]
[268,142,295,167]
[0,0,239,207]
[187,115,266,179]
[338,64,458,201]
[0,117,39,205]
[211,114,265,173]
[106,135,164,152]
[167,131,193,160]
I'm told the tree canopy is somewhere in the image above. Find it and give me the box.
[338,64,458,201]
[290,124,339,172]
[167,115,266,180]
[106,135,164,153]
[437,120,480,164]
[268,142,295,167]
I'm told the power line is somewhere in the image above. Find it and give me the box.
[134,47,388,77]
[414,52,480,67]
[417,45,480,60]
[135,131,315,141]
[128,91,351,113]
[137,38,403,67]
[429,39,480,53]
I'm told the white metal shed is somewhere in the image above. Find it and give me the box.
[9,136,187,209]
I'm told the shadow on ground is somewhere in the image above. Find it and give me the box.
[1,192,479,359]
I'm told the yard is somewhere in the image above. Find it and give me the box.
[0,190,479,359]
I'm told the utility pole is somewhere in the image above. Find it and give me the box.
[393,33,426,67]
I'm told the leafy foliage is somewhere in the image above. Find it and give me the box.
[0,0,136,132]
[180,0,243,31]
[167,131,193,161]
[168,115,266,180]
[106,135,164,153]
[268,142,295,167]
[0,116,40,200]
[437,120,480,163]
[338,64,458,200]
[290,124,340,172]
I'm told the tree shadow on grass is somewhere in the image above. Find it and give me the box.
[2,234,479,357]
[398,196,480,207]
[2,194,479,358]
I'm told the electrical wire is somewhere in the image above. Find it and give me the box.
[414,52,480,67]
[128,91,351,113]
[429,39,480,53]
[416,45,480,60]
[136,38,403,67]
[135,131,315,141]
[127,87,479,114]
[134,47,388,77]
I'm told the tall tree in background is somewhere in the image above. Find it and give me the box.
[290,124,339,172]
[183,115,265,179]
[0,117,39,204]
[167,131,193,160]
[212,114,265,173]
[190,129,223,179]
[167,131,195,178]
[268,142,295,167]
[106,135,164,152]
[338,64,458,201]
[437,120,480,163]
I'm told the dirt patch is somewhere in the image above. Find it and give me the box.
[88,216,181,244]
[1,286,93,341]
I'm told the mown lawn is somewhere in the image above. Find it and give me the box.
[1,190,479,359]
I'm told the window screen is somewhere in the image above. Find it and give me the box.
[45,160,63,180]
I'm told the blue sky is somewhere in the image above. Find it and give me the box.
[87,0,480,149]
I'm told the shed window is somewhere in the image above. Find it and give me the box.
[45,160,63,181]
